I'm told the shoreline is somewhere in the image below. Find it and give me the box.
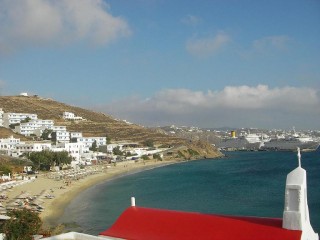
[42,160,179,227]
[4,159,180,229]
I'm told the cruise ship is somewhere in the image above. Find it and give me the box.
[215,132,268,151]
[215,130,319,152]
[260,137,319,151]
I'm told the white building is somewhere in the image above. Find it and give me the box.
[3,112,37,128]
[0,136,22,151]
[106,143,124,153]
[34,125,67,138]
[15,141,52,154]
[62,111,83,121]
[14,119,54,136]
[52,142,89,161]
[50,125,70,143]
[51,125,67,132]
[70,132,83,139]
[34,119,54,128]
[75,137,107,148]
[0,108,4,127]
[53,131,70,143]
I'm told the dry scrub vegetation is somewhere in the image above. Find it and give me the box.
[0,95,221,159]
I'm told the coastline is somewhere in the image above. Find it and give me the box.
[4,160,180,229]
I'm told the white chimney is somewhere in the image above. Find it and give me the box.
[282,148,318,240]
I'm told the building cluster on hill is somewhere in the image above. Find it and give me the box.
[0,108,164,167]
[159,125,320,152]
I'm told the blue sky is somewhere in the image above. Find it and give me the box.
[0,0,319,129]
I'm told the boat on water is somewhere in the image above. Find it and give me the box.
[216,132,320,152]
[43,148,318,240]
[215,137,262,151]
[215,133,268,151]
[260,137,320,151]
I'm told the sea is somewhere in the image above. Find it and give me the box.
[59,150,320,235]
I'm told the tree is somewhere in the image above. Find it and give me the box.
[2,208,42,240]
[143,139,154,148]
[112,146,123,156]
[52,151,72,167]
[20,117,31,123]
[141,155,150,160]
[41,129,53,140]
[153,153,162,161]
[106,135,111,144]
[90,140,98,152]
[28,150,51,170]
[9,123,20,129]
[28,150,72,170]
[0,164,12,175]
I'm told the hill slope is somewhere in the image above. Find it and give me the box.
[0,95,221,158]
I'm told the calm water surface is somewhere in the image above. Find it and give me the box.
[59,151,320,235]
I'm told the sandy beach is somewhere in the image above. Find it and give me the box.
[1,160,178,229]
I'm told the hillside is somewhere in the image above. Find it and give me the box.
[0,95,222,158]
[0,127,30,141]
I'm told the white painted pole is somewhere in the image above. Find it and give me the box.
[131,197,136,207]
[297,147,301,168]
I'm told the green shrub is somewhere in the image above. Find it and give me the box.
[141,155,150,160]
[2,208,42,240]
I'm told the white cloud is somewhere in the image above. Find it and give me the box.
[181,15,202,26]
[97,85,320,129]
[0,0,131,54]
[253,35,290,52]
[238,35,291,59]
[186,32,231,57]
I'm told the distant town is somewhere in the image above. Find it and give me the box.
[157,125,320,152]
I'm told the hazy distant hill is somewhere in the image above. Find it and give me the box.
[0,95,222,159]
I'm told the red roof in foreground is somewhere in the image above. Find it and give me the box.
[100,207,302,240]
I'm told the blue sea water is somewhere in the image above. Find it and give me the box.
[59,151,320,235]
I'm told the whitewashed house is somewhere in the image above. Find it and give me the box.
[52,131,70,143]
[70,132,83,139]
[3,112,37,128]
[14,119,54,136]
[14,122,37,136]
[52,126,70,143]
[74,137,107,148]
[34,125,67,139]
[0,136,22,153]
[62,111,83,121]
[34,119,54,128]
[51,125,67,132]
[14,141,52,155]
[125,148,163,158]
[52,142,89,161]
[0,108,4,126]
[106,143,123,153]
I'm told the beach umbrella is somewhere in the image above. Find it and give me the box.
[15,192,31,199]
[6,206,16,210]
[0,210,7,215]
[31,199,44,207]
[0,214,10,220]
